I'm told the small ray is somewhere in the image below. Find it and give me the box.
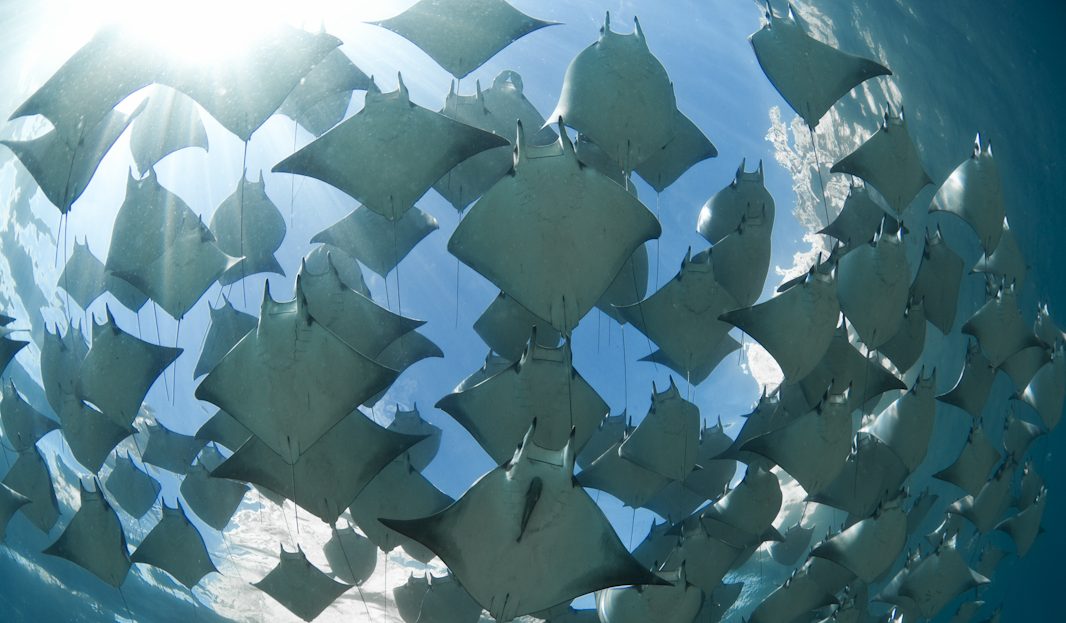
[830,107,932,216]
[473,292,562,362]
[194,297,257,379]
[929,134,1005,254]
[698,159,775,245]
[1034,304,1064,348]
[635,109,718,192]
[797,322,906,413]
[749,3,891,129]
[254,545,352,622]
[664,522,747,595]
[911,227,965,334]
[938,339,996,419]
[999,344,1050,392]
[933,421,1000,497]
[275,74,508,220]
[820,181,895,248]
[131,500,218,588]
[769,523,815,567]
[577,438,670,509]
[211,412,422,524]
[596,565,703,623]
[311,204,439,276]
[77,306,182,427]
[973,219,1026,287]
[41,321,88,415]
[179,462,248,531]
[699,465,782,542]
[948,461,1015,533]
[864,371,936,471]
[140,422,206,474]
[195,280,398,464]
[962,283,1042,366]
[1,380,60,452]
[394,571,483,623]
[806,432,908,518]
[681,419,737,500]
[2,445,60,533]
[878,298,927,374]
[619,379,699,481]
[437,339,608,464]
[323,521,376,585]
[549,13,677,171]
[59,401,136,473]
[576,413,630,470]
[619,249,740,384]
[194,410,251,452]
[640,336,741,387]
[387,405,442,472]
[129,85,208,175]
[44,480,130,587]
[104,452,160,519]
[709,207,773,309]
[210,171,287,286]
[720,258,839,380]
[451,121,660,333]
[837,226,909,348]
[372,0,556,79]
[1021,343,1065,431]
[811,498,906,582]
[996,487,1046,557]
[381,426,662,621]
[303,245,369,297]
[897,538,990,619]
[278,48,370,136]
[596,245,649,325]
[0,483,29,541]
[58,239,148,313]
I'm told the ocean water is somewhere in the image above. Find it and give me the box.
[0,0,1062,621]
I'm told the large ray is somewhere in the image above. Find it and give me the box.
[275,74,508,220]
[749,3,891,129]
[437,338,608,464]
[819,182,893,249]
[596,566,703,623]
[348,455,454,562]
[194,297,257,379]
[2,445,60,533]
[878,298,926,374]
[806,432,908,518]
[769,523,815,566]
[811,499,906,582]
[836,227,909,348]
[195,280,398,464]
[698,159,775,245]
[911,227,964,334]
[864,371,936,471]
[434,70,557,211]
[387,406,442,472]
[720,260,839,380]
[796,322,906,413]
[577,438,670,509]
[962,283,1042,366]
[830,108,933,216]
[254,546,352,622]
[929,134,1005,253]
[129,85,208,175]
[140,422,205,474]
[619,379,699,481]
[58,239,148,313]
[0,483,28,541]
[311,204,439,276]
[77,307,182,427]
[548,13,677,171]
[1021,347,1066,430]
[473,292,562,362]
[210,171,288,286]
[451,121,660,333]
[939,340,997,420]
[278,48,370,136]
[60,401,136,473]
[104,452,160,518]
[635,109,718,192]
[43,480,130,587]
[372,0,555,79]
[898,538,990,619]
[2,107,140,213]
[211,412,422,524]
[996,487,1046,557]
[619,250,740,384]
[933,421,1000,497]
[394,571,484,623]
[323,522,376,585]
[105,170,236,319]
[596,245,649,325]
[1,380,59,451]
[131,500,217,588]
[948,461,1014,533]
[381,426,663,621]
[179,462,248,531]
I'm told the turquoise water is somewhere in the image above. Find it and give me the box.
[0,1,1062,621]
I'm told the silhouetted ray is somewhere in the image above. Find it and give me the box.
[394,571,483,623]
[1,380,59,451]
[0,326,28,376]
[348,455,453,562]
[323,522,376,585]
[2,445,60,532]
[304,245,369,297]
[898,538,990,618]
[311,204,439,276]
[948,461,1014,533]
[549,13,676,171]
[682,419,737,500]
[999,344,1049,392]
[77,306,182,427]
[58,239,148,313]
[212,412,421,524]
[388,406,442,471]
[807,432,908,518]
[996,487,1045,557]
[698,159,775,245]
[864,371,936,471]
[831,108,932,216]
[1002,412,1044,459]
[797,322,906,412]
[104,452,160,519]
[105,171,236,319]
[179,463,248,531]
[278,48,370,136]
[43,481,130,587]
[596,246,649,325]
[0,482,28,541]
[770,523,815,566]
[837,227,909,348]
[210,171,287,286]
[911,227,964,334]
[819,182,892,248]
[194,297,257,379]
[60,401,135,473]
[140,422,205,474]
[194,410,250,452]
[748,560,838,623]
[933,422,1000,497]
[643,481,708,524]
[749,3,891,129]
[373,0,555,78]
[473,292,562,362]
[577,437,669,508]
[596,565,703,623]
[974,219,1026,288]
[939,341,996,419]
[709,206,773,308]
[635,110,717,192]
[929,134,1005,254]
[1021,345,1065,430]
[963,284,1041,366]
[367,331,445,404]
[435,71,556,211]
[131,500,217,588]
[576,413,630,470]
[254,546,352,622]
[451,121,660,332]
[381,426,662,621]
[664,521,746,594]
[699,465,782,542]
[129,86,208,175]
[878,298,926,374]
[437,339,607,464]
[195,280,398,463]
[720,260,839,380]
[619,379,699,481]
[812,499,906,582]
[619,250,739,384]
[275,74,508,220]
